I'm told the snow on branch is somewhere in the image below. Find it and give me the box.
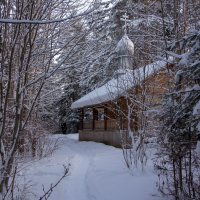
[0,6,97,24]
[0,18,70,24]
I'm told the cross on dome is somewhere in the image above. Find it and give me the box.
[120,12,130,34]
[116,12,134,70]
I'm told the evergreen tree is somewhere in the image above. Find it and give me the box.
[157,30,200,200]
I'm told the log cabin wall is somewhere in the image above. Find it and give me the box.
[144,70,170,106]
[134,70,171,136]
[112,70,171,135]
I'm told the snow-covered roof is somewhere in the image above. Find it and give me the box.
[71,59,171,109]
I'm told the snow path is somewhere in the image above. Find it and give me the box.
[19,134,163,200]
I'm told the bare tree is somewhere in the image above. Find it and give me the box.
[0,0,102,198]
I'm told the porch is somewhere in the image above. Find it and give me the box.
[78,107,135,148]
[81,119,128,131]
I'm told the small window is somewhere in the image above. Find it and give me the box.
[97,108,104,120]
[84,108,93,120]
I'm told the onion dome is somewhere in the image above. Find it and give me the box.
[116,34,134,56]
[116,34,134,69]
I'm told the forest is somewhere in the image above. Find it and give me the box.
[0,0,199,199]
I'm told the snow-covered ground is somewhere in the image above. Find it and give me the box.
[19,134,163,200]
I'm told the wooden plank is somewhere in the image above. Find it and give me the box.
[104,107,107,130]
[92,108,98,130]
[79,108,84,130]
